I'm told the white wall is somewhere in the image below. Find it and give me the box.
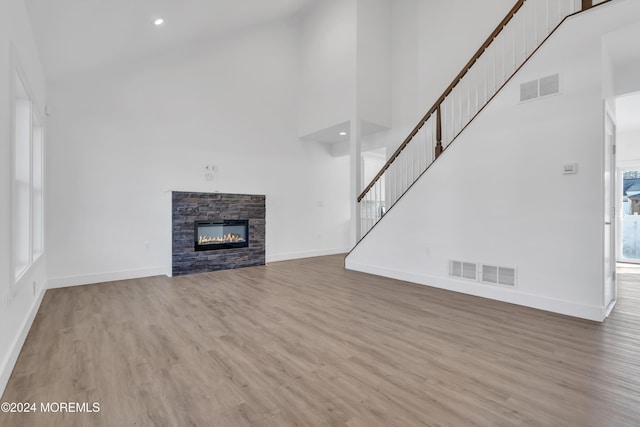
[357,0,392,130]
[618,130,640,163]
[416,0,516,116]
[46,18,351,287]
[297,0,357,138]
[614,59,640,96]
[0,0,48,397]
[602,37,616,109]
[359,0,516,187]
[388,0,420,146]
[601,18,640,96]
[348,1,640,321]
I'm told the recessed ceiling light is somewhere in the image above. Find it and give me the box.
[339,132,347,136]
[154,18,164,26]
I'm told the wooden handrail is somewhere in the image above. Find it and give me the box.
[435,105,443,159]
[357,0,610,203]
[358,0,527,202]
[353,0,615,250]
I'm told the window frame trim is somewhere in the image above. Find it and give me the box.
[10,44,45,294]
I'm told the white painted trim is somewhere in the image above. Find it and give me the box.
[605,299,617,318]
[267,248,349,263]
[618,257,640,264]
[0,288,45,398]
[47,267,166,289]
[346,260,605,322]
[617,159,640,169]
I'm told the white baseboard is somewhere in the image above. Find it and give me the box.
[605,299,617,318]
[47,267,167,289]
[0,288,45,398]
[267,248,349,263]
[346,260,605,322]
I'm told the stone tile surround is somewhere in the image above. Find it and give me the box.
[172,192,265,276]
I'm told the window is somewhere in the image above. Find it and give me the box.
[12,68,44,282]
[13,73,31,279]
[32,113,44,261]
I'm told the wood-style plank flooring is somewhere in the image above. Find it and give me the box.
[1,255,640,426]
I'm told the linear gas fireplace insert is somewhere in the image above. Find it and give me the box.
[194,219,249,251]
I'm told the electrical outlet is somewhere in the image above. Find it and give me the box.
[33,280,36,295]
[204,164,215,181]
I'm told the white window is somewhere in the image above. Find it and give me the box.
[13,72,31,279]
[32,113,44,261]
[12,68,44,282]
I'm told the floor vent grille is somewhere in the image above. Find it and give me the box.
[450,261,517,287]
[449,261,478,281]
[482,264,517,287]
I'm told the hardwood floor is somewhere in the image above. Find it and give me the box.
[1,255,639,426]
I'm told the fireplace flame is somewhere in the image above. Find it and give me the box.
[199,234,246,245]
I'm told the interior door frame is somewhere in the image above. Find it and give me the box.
[604,106,617,317]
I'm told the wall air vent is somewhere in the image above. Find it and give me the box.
[449,261,477,281]
[481,264,517,287]
[520,73,560,102]
[520,80,539,102]
[481,265,498,284]
[539,74,560,97]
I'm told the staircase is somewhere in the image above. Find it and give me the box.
[355,0,610,244]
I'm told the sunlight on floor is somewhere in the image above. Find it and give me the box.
[617,262,640,274]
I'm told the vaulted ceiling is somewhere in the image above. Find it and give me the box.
[25,0,316,81]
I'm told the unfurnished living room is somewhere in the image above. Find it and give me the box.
[1,0,640,425]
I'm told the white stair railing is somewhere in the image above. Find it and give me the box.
[357,0,606,240]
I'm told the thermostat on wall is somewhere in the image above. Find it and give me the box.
[563,163,577,175]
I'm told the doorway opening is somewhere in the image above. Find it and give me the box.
[619,169,640,263]
[615,92,640,266]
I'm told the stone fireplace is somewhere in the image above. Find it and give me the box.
[172,192,265,276]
